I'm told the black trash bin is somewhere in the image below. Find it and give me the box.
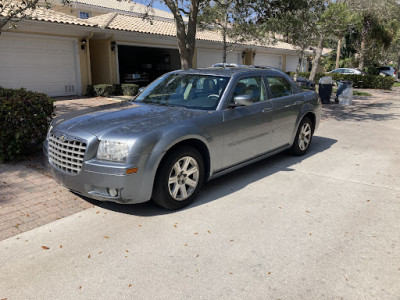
[318,76,333,104]
[319,84,333,104]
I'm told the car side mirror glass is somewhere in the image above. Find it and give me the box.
[231,94,253,107]
[138,87,146,94]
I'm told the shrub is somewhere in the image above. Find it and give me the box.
[0,88,54,162]
[287,72,395,90]
[86,84,95,97]
[121,84,139,96]
[93,84,115,97]
[113,84,123,96]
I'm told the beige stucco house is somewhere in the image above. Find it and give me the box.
[0,0,307,97]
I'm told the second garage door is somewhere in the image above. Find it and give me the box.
[197,48,241,68]
[254,53,282,69]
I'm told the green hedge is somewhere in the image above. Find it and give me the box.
[288,72,395,90]
[121,84,139,96]
[93,84,115,97]
[0,88,54,162]
[86,84,140,97]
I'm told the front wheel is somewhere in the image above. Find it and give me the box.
[290,117,313,156]
[152,147,204,210]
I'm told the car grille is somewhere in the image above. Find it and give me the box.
[48,134,87,174]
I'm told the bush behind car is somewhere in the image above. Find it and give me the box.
[0,87,54,162]
[288,72,395,90]
[86,83,139,97]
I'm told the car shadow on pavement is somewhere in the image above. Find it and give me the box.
[84,136,337,216]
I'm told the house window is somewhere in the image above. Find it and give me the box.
[79,11,91,19]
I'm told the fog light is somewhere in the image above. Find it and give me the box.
[107,188,118,197]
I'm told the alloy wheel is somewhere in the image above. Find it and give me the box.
[298,122,312,151]
[168,156,199,201]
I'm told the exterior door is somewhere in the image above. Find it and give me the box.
[222,76,274,168]
[265,76,304,147]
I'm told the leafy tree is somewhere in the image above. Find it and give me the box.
[0,0,47,32]
[257,0,325,78]
[346,0,399,70]
[309,1,354,80]
[198,0,234,63]
[198,0,268,64]
[330,2,354,69]
[198,0,237,63]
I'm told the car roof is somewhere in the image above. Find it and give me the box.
[171,66,287,77]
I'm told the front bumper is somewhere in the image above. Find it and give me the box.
[44,139,151,204]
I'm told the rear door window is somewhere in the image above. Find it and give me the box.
[232,77,266,103]
[265,76,293,99]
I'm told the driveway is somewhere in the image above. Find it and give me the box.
[0,91,399,298]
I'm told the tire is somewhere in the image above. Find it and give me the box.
[290,117,313,156]
[152,146,204,210]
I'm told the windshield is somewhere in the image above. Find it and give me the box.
[135,73,230,110]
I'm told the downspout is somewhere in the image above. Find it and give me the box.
[100,13,118,84]
[85,32,93,85]
[107,34,115,83]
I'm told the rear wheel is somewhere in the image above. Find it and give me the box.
[290,117,313,156]
[152,147,204,210]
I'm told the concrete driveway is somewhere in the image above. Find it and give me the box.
[1,92,399,299]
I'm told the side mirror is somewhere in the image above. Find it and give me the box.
[231,94,253,107]
[138,86,146,94]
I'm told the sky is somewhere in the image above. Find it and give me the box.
[134,0,171,12]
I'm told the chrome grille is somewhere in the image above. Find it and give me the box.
[48,134,86,174]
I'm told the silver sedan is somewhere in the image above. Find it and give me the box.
[44,67,321,209]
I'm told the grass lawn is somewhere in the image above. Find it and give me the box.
[331,87,372,97]
[353,91,372,96]
[393,82,400,87]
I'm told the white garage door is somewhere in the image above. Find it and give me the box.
[286,55,300,72]
[254,53,282,69]
[286,55,307,72]
[197,48,241,68]
[0,33,81,96]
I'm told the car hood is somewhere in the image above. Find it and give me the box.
[52,101,208,139]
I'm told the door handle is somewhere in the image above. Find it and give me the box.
[262,108,272,113]
[294,100,302,105]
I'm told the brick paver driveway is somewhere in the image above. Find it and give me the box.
[0,97,119,240]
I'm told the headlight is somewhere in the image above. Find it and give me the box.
[97,140,129,162]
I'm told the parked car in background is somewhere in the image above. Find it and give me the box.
[292,76,316,90]
[378,66,398,81]
[328,68,363,75]
[44,66,321,210]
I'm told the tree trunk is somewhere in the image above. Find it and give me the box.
[398,55,400,73]
[164,0,199,69]
[358,32,366,71]
[335,37,342,69]
[222,27,227,63]
[358,15,370,71]
[295,54,303,81]
[309,36,324,82]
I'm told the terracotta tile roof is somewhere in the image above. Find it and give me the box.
[87,12,117,28]
[0,5,95,27]
[105,13,176,36]
[100,13,298,51]
[74,0,174,20]
[1,2,298,52]
[30,6,95,26]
